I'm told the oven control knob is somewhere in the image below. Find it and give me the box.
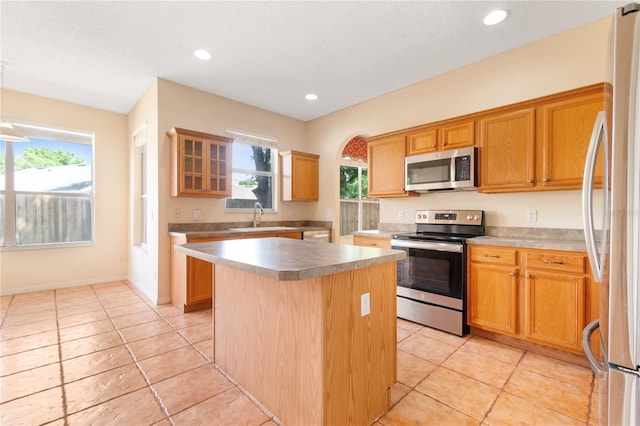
[466,215,473,220]
[474,215,480,220]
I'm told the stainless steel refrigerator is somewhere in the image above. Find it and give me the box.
[582,3,640,425]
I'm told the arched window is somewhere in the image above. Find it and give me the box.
[340,136,379,236]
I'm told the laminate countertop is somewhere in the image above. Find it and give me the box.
[467,236,588,252]
[174,237,405,281]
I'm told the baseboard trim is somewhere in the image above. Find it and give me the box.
[0,275,128,296]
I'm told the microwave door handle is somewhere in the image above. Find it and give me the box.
[581,110,609,283]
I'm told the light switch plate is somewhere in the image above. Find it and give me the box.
[361,292,370,317]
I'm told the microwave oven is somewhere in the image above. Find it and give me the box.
[405,147,477,192]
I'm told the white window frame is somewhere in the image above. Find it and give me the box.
[225,128,278,212]
[1,122,95,250]
[340,158,379,235]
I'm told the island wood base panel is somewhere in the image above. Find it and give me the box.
[213,262,397,426]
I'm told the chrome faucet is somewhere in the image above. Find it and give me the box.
[253,202,263,227]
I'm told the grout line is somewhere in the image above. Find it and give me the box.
[53,289,70,425]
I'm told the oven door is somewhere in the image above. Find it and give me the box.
[390,239,464,310]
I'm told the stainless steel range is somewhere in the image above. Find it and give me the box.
[391,209,484,336]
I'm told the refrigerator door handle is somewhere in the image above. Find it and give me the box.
[582,110,609,283]
[582,319,606,374]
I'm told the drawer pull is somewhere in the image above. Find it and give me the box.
[432,143,437,148]
[510,271,517,277]
[527,179,533,183]
[543,259,565,265]
[483,254,501,258]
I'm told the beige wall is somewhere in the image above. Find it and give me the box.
[306,17,611,239]
[152,79,309,303]
[0,89,129,295]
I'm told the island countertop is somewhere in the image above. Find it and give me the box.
[175,237,405,281]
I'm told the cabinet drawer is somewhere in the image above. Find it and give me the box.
[469,246,516,266]
[525,251,585,274]
[353,235,391,249]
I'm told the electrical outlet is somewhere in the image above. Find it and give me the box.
[288,209,295,218]
[527,210,537,223]
[398,210,404,221]
[172,208,180,220]
[361,292,370,317]
[193,209,201,221]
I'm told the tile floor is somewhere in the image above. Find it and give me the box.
[0,280,597,425]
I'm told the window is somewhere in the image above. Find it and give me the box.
[225,129,278,210]
[0,123,94,248]
[133,126,147,246]
[340,159,379,235]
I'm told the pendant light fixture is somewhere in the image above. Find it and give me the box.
[0,121,29,142]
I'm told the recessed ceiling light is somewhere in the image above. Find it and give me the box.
[305,93,318,101]
[194,49,212,60]
[483,10,507,26]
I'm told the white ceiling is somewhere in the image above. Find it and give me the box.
[0,1,625,122]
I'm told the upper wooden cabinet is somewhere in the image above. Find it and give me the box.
[280,150,319,201]
[479,108,536,191]
[167,127,233,198]
[479,84,604,193]
[407,120,475,156]
[367,134,416,198]
[540,91,604,188]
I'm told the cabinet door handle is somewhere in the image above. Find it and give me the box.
[442,142,447,146]
[525,273,531,279]
[510,271,517,277]
[543,259,565,265]
[432,143,437,148]
[483,254,500,258]
[543,178,550,182]
[527,179,533,183]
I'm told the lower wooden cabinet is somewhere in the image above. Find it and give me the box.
[353,234,391,249]
[171,230,302,312]
[468,245,597,355]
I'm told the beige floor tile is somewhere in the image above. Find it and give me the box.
[442,347,516,388]
[504,368,590,421]
[0,386,65,425]
[100,294,144,309]
[0,318,58,340]
[154,304,184,319]
[127,331,190,361]
[66,387,167,425]
[461,336,525,366]
[164,311,212,330]
[64,363,147,415]
[397,327,411,343]
[111,310,161,329]
[379,390,479,426]
[119,319,174,343]
[138,346,209,384]
[396,349,437,388]
[415,366,500,421]
[60,330,124,360]
[0,344,60,376]
[179,322,212,344]
[2,309,57,328]
[152,419,172,426]
[417,326,470,347]
[397,333,460,364]
[153,364,234,415]
[0,329,58,356]
[62,345,134,383]
[390,382,411,406]
[56,309,109,329]
[194,339,213,362]
[0,362,62,403]
[396,318,424,333]
[106,301,154,318]
[58,319,115,343]
[518,351,594,388]
[485,392,584,426]
[56,302,105,319]
[170,387,269,426]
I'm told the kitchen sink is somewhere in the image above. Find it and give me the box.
[228,226,297,232]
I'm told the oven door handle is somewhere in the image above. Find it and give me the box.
[391,240,463,253]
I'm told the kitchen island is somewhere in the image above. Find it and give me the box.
[175,237,404,426]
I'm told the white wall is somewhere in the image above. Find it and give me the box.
[0,89,129,295]
[306,17,611,239]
